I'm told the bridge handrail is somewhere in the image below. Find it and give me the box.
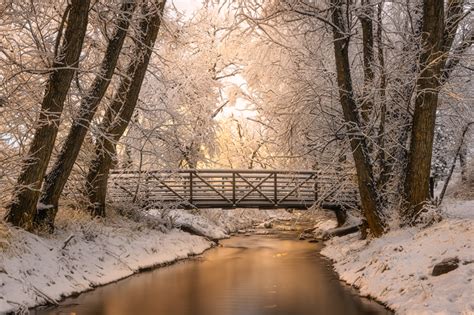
[110,168,319,175]
[108,168,359,210]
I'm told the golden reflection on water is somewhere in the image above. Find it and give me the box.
[36,234,390,315]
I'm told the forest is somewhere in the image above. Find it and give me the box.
[0,0,472,314]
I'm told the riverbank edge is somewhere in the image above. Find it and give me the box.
[37,219,392,315]
[319,198,474,314]
[31,242,219,314]
[1,209,280,314]
[320,251,395,313]
[0,228,213,314]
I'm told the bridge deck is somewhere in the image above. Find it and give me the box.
[108,169,359,210]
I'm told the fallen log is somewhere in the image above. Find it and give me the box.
[322,224,361,240]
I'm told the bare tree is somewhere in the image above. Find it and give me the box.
[4,0,90,230]
[403,0,467,222]
[34,0,137,230]
[227,0,472,234]
[85,0,166,217]
[330,0,385,236]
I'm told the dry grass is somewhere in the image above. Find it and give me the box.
[0,208,12,250]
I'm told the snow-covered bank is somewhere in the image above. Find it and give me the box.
[154,208,285,240]
[320,199,474,314]
[0,208,285,313]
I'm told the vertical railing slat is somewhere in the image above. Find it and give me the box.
[232,171,236,205]
[274,172,277,205]
[189,171,193,204]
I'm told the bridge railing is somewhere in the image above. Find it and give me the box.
[108,169,359,209]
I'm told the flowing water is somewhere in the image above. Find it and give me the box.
[33,223,391,315]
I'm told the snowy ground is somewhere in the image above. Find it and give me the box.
[320,197,474,314]
[0,207,286,313]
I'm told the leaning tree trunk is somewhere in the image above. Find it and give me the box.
[35,0,137,231]
[358,0,375,124]
[86,0,166,217]
[4,0,90,230]
[375,2,389,192]
[403,0,466,222]
[330,0,385,236]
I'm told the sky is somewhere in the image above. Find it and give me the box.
[172,0,203,17]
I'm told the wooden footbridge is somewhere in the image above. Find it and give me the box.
[108,169,359,210]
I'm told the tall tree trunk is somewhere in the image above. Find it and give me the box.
[330,0,385,236]
[375,2,389,191]
[403,0,467,221]
[86,0,166,217]
[403,1,445,221]
[380,3,423,198]
[35,0,137,230]
[358,0,375,123]
[4,0,90,230]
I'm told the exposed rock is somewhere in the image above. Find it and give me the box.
[263,221,273,229]
[298,231,314,240]
[334,209,347,227]
[432,257,460,276]
[303,227,316,234]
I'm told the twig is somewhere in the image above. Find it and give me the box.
[61,234,75,250]
[438,122,473,205]
[31,284,59,306]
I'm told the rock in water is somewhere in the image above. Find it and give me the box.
[432,257,460,276]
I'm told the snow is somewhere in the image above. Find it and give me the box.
[197,208,292,232]
[3,193,472,314]
[320,198,474,315]
[0,218,210,313]
[0,208,285,313]
[150,209,228,240]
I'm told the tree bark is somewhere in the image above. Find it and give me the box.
[358,0,375,123]
[86,0,166,217]
[35,0,137,230]
[375,2,389,191]
[403,1,445,221]
[330,0,385,236]
[4,0,90,230]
